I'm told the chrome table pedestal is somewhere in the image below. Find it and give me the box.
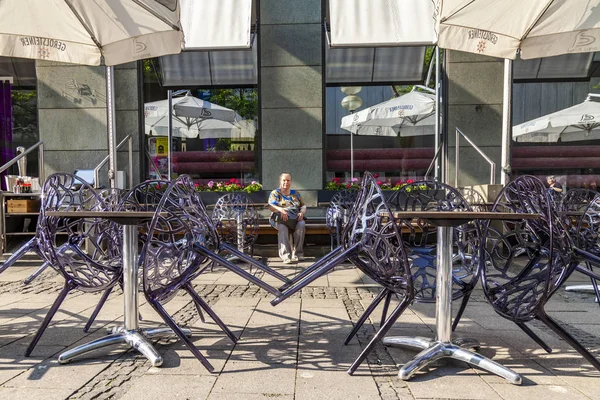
[383,213,528,385]
[50,212,187,367]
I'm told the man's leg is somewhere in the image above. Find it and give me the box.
[276,223,293,263]
[291,220,306,261]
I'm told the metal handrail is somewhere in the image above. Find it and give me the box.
[424,144,442,181]
[93,134,133,189]
[145,148,162,178]
[455,128,496,187]
[0,141,45,184]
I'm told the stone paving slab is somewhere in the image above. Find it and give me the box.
[0,255,600,399]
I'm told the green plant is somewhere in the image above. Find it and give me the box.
[195,178,262,193]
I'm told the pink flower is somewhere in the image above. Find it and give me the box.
[333,177,341,183]
[208,181,214,188]
[251,180,258,185]
[373,173,379,179]
[377,181,383,186]
[351,177,359,183]
[346,184,351,188]
[194,183,199,188]
[407,179,415,184]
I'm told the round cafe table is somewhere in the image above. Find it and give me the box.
[382,211,540,385]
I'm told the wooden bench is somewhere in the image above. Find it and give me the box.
[257,218,329,236]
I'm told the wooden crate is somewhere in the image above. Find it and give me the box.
[7,199,40,213]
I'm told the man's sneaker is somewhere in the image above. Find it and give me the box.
[283,258,293,264]
[291,255,298,262]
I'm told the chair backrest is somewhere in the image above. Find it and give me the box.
[127,176,219,302]
[38,173,121,289]
[389,180,480,301]
[326,189,358,236]
[341,172,412,296]
[211,192,259,252]
[458,186,488,212]
[482,175,572,321]
[575,194,600,256]
[558,188,599,234]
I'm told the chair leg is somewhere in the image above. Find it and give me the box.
[23,262,50,285]
[26,281,73,356]
[451,291,471,331]
[536,310,600,370]
[380,291,394,328]
[348,296,411,375]
[515,322,552,353]
[83,286,114,333]
[344,288,389,345]
[0,237,38,275]
[184,283,237,343]
[585,262,600,305]
[148,296,214,372]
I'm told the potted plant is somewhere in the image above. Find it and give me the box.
[196,178,266,204]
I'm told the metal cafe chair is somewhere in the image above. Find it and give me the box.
[120,176,287,371]
[211,192,260,256]
[25,173,122,356]
[343,180,480,346]
[325,189,358,250]
[481,175,600,371]
[272,172,414,375]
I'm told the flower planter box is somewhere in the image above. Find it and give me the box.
[318,189,398,204]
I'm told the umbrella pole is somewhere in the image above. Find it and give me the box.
[501,59,512,185]
[106,66,117,189]
[350,130,354,179]
[167,89,172,180]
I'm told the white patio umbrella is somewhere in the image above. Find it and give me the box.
[436,0,600,60]
[513,94,600,142]
[0,0,184,187]
[146,116,256,139]
[339,89,435,173]
[340,89,436,136]
[144,93,255,138]
[436,0,600,184]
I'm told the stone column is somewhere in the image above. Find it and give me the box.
[36,61,140,187]
[446,51,504,187]
[260,0,323,205]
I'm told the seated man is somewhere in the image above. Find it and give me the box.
[268,172,307,264]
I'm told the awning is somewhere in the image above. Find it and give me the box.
[326,0,436,47]
[325,0,435,85]
[0,56,35,88]
[180,0,255,50]
[159,0,257,87]
[159,36,257,87]
[326,46,426,84]
[514,52,594,81]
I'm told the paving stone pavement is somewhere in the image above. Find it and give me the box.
[1,254,600,399]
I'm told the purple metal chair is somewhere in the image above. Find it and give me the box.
[211,192,260,256]
[326,189,358,250]
[26,173,122,356]
[272,172,413,375]
[121,176,287,371]
[343,180,481,347]
[481,175,600,371]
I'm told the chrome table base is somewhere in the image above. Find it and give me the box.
[58,327,191,366]
[382,336,521,384]
[383,226,522,385]
[58,224,189,366]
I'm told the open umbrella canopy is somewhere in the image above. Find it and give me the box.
[340,90,436,137]
[144,93,255,138]
[513,95,600,142]
[436,0,600,60]
[0,0,183,66]
[145,117,256,139]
